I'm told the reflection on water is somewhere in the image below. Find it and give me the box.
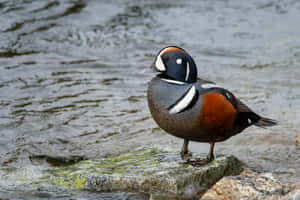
[0,0,300,198]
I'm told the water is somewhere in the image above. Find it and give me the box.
[0,0,300,198]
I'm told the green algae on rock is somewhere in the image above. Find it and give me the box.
[48,148,244,199]
[0,148,243,199]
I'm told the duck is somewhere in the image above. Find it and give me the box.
[147,46,277,162]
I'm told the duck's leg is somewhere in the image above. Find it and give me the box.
[181,139,192,159]
[182,142,215,166]
[206,142,215,161]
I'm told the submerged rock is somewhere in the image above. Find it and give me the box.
[48,148,243,199]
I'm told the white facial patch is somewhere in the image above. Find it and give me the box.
[155,47,184,72]
[169,86,196,114]
[155,47,175,72]
[176,58,182,64]
[155,55,166,72]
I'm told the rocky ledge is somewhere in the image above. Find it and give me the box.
[0,148,243,200]
[48,148,243,199]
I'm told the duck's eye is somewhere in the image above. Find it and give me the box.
[176,58,182,65]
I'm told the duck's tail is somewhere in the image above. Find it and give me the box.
[254,117,277,128]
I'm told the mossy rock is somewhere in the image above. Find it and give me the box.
[47,148,244,199]
[0,148,243,199]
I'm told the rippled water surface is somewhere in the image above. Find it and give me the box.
[1,0,300,199]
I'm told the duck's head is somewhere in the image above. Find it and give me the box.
[152,46,197,83]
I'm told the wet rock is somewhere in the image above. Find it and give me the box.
[201,170,286,200]
[0,148,243,199]
[281,183,300,200]
[48,148,243,199]
[29,154,87,167]
[282,189,300,200]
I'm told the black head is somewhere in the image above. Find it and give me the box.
[152,46,198,83]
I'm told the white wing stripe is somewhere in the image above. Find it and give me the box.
[169,86,196,114]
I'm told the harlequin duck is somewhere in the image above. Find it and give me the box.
[147,46,277,162]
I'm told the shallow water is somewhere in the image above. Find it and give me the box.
[0,0,300,198]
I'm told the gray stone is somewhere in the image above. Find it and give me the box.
[201,170,285,200]
[282,183,300,200]
[49,148,243,199]
[0,148,244,199]
[282,189,300,200]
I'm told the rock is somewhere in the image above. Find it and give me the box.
[48,148,243,199]
[4,148,300,200]
[286,190,300,200]
[282,189,300,200]
[201,170,285,200]
[0,148,243,199]
[281,183,300,200]
[29,154,87,166]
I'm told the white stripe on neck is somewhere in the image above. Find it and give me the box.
[169,86,196,114]
[185,62,190,81]
[161,78,186,85]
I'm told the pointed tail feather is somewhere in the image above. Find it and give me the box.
[254,117,277,128]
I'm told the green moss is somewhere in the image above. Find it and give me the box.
[209,160,218,165]
[47,148,168,188]
[73,174,87,189]
[186,165,193,169]
[17,177,31,182]
[52,174,86,189]
[1,147,242,199]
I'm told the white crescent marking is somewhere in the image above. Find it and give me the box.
[169,86,196,114]
[155,55,166,71]
[155,47,175,72]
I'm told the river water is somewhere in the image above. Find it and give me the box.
[0,0,300,199]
